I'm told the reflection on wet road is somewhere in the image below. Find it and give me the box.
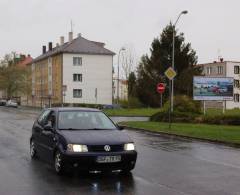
[0,107,240,195]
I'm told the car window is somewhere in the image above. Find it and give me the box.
[46,111,56,127]
[58,111,117,130]
[38,110,51,126]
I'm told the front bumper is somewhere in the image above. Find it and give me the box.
[61,151,137,171]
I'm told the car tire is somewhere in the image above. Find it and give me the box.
[121,168,132,175]
[30,140,37,159]
[54,151,65,175]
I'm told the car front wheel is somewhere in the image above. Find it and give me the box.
[30,140,37,159]
[54,151,65,175]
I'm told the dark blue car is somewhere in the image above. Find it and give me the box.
[30,107,137,175]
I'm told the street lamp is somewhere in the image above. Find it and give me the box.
[171,10,188,112]
[117,47,126,104]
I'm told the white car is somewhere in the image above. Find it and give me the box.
[6,100,18,108]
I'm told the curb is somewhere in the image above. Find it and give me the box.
[121,125,240,148]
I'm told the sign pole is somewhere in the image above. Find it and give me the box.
[223,100,225,114]
[203,100,206,115]
[160,93,163,108]
[168,79,172,129]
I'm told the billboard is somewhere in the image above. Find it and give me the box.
[193,77,234,101]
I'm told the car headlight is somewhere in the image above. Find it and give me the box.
[67,144,88,152]
[124,143,135,151]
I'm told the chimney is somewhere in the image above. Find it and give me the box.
[78,33,82,37]
[42,46,46,54]
[68,32,73,42]
[60,36,64,45]
[48,42,53,51]
[220,58,224,62]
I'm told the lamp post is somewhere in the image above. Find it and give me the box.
[171,10,188,112]
[117,47,126,105]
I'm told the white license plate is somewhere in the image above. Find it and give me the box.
[97,156,121,163]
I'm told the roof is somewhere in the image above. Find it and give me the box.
[16,55,33,68]
[49,107,100,112]
[33,36,115,63]
[197,61,240,66]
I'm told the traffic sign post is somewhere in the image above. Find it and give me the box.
[156,83,165,108]
[164,67,177,129]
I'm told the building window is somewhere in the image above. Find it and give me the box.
[206,67,212,75]
[73,57,82,66]
[234,80,240,88]
[234,94,239,102]
[217,66,223,74]
[234,66,239,74]
[73,89,82,98]
[73,74,82,82]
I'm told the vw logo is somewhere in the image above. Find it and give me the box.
[104,145,111,152]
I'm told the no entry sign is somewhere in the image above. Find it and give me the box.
[157,83,165,94]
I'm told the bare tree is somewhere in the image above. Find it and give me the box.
[121,46,136,80]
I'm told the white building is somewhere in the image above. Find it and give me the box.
[198,59,240,109]
[32,32,115,107]
[113,77,128,101]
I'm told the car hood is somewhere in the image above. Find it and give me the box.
[59,130,133,145]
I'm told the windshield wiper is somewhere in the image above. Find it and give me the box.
[59,128,83,130]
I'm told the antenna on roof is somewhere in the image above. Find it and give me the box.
[217,49,222,61]
[70,20,74,33]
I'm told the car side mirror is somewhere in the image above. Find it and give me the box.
[117,125,125,130]
[44,124,53,131]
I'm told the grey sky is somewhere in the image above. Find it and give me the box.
[0,0,240,67]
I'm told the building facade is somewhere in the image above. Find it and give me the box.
[113,77,128,101]
[31,33,115,107]
[198,60,240,109]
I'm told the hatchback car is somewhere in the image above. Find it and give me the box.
[30,107,137,175]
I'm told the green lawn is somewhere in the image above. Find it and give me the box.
[120,121,240,144]
[103,108,161,117]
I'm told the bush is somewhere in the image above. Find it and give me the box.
[202,114,240,125]
[119,97,143,108]
[150,95,201,122]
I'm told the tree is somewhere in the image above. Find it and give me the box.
[136,23,201,107]
[128,71,137,97]
[0,52,29,99]
[121,46,136,81]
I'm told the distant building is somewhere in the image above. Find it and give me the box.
[113,77,128,101]
[16,54,33,105]
[197,59,240,109]
[31,32,115,107]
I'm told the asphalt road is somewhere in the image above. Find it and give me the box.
[1,107,240,195]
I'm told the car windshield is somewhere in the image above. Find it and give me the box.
[58,111,117,130]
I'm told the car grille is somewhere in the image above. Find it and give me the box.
[88,145,124,152]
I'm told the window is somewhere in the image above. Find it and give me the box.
[37,110,51,126]
[217,66,223,74]
[73,57,82,66]
[206,67,212,75]
[73,74,82,82]
[73,89,82,98]
[234,94,239,102]
[234,66,240,74]
[234,80,240,88]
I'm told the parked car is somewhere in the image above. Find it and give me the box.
[6,100,18,108]
[30,107,137,175]
[219,86,228,93]
[102,104,122,109]
[0,99,7,106]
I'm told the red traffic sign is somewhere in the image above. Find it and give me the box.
[157,83,165,94]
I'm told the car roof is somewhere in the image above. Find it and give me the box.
[48,107,100,112]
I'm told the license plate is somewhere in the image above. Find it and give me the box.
[97,156,121,163]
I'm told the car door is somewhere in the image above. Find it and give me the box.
[33,109,51,157]
[40,111,57,162]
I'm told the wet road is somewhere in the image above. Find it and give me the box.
[1,107,240,195]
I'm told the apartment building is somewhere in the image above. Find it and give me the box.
[113,77,128,101]
[197,59,240,109]
[31,32,115,107]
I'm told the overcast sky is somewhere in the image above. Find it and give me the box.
[0,0,240,67]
